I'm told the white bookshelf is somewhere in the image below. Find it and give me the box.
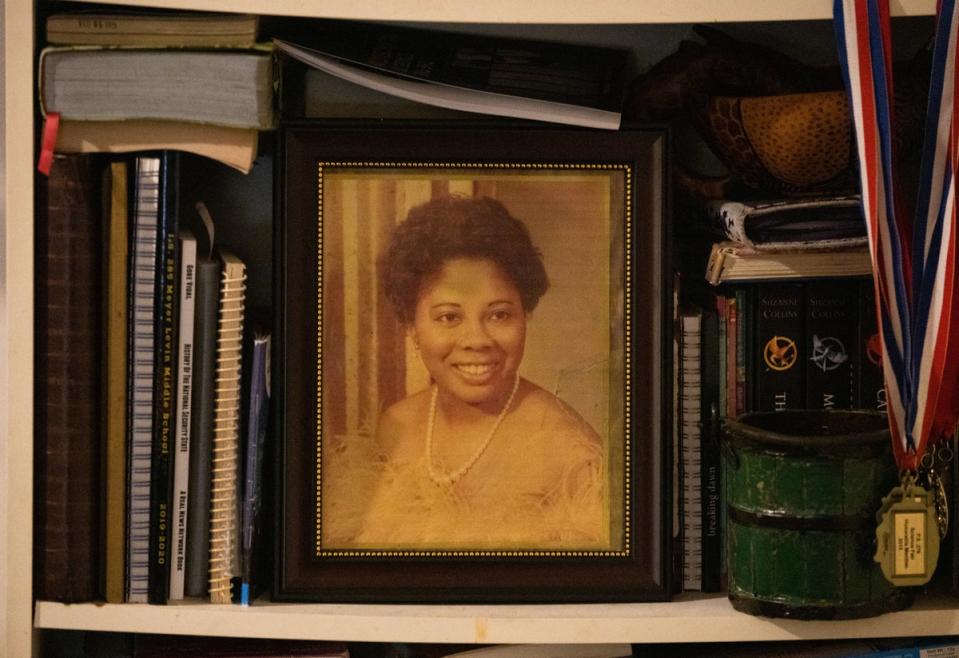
[2,0,38,655]
[2,0,956,656]
[31,595,959,643]
[57,0,939,23]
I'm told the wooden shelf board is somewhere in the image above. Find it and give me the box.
[34,594,959,643]
[58,0,937,24]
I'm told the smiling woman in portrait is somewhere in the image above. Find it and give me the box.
[321,194,612,552]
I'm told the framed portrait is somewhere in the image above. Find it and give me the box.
[275,122,671,602]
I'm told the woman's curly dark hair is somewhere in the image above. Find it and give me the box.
[382,195,550,324]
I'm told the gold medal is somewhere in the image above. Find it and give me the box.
[874,474,940,586]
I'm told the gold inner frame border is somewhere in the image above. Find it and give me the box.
[313,160,634,559]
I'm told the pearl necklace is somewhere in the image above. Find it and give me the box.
[425,375,521,488]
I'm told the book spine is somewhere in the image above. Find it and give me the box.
[127,156,161,604]
[857,279,887,411]
[669,274,682,594]
[240,333,271,604]
[36,155,102,603]
[41,49,276,130]
[168,231,197,601]
[753,282,804,412]
[700,305,722,593]
[45,13,259,48]
[148,152,180,604]
[716,295,727,420]
[679,311,702,591]
[725,294,738,418]
[804,280,858,410]
[185,258,222,597]
[735,288,748,415]
[103,160,129,604]
[209,255,247,603]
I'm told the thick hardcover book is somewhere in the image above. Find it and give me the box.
[679,309,703,591]
[127,155,161,603]
[168,229,197,601]
[209,249,247,603]
[148,152,180,604]
[753,283,804,412]
[803,280,859,410]
[703,194,865,250]
[102,160,129,604]
[46,11,259,47]
[240,331,271,605]
[705,241,871,285]
[699,306,722,593]
[185,255,222,598]
[56,119,259,175]
[39,47,275,130]
[35,154,103,602]
[272,21,627,129]
[857,279,887,412]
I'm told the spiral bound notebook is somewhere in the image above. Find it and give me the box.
[208,248,247,604]
[127,155,162,604]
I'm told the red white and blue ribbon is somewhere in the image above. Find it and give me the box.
[835,0,959,471]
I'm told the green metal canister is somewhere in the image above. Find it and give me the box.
[723,410,913,619]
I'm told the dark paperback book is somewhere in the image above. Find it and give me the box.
[699,304,722,592]
[752,282,804,412]
[803,280,857,410]
[239,328,271,604]
[272,19,628,129]
[184,252,222,598]
[148,151,181,604]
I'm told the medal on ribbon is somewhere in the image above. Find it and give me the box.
[834,0,959,586]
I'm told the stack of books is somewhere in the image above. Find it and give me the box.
[35,10,282,605]
[40,11,275,173]
[674,192,879,593]
[35,149,272,605]
[702,195,872,285]
[38,151,270,603]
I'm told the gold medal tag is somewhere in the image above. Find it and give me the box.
[874,478,940,586]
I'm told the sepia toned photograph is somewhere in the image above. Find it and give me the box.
[317,168,627,553]
[277,125,668,602]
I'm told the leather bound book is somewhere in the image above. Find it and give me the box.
[35,154,104,602]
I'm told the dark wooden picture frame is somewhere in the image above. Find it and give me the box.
[275,122,671,602]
